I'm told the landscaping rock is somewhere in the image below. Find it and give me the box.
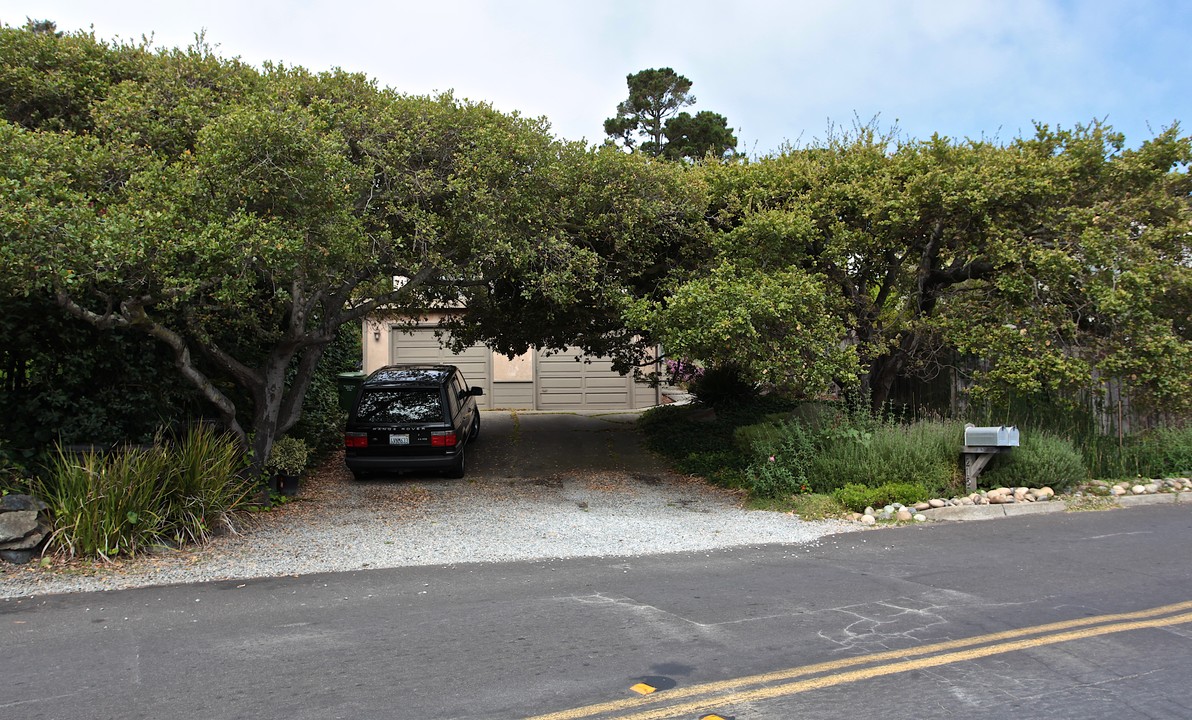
[850,475,1192,527]
[0,522,51,550]
[0,549,35,564]
[0,494,51,562]
[860,515,876,526]
[0,494,47,513]
[0,510,38,543]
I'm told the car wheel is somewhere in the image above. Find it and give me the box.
[471,413,480,440]
[447,451,466,479]
[350,470,369,482]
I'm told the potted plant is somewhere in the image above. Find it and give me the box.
[265,436,310,497]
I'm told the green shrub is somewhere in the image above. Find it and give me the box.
[639,405,748,478]
[733,420,788,456]
[40,445,170,559]
[39,426,251,559]
[292,322,359,453]
[1128,426,1192,478]
[0,294,201,451]
[981,432,1087,491]
[677,450,743,481]
[743,421,816,498]
[808,421,962,496]
[266,436,311,476]
[687,363,758,410]
[832,482,933,512]
[165,424,252,544]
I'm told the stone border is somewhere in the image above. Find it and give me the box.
[850,478,1192,525]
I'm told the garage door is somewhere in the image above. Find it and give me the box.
[390,328,491,409]
[536,349,633,411]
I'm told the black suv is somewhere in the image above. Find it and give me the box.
[344,365,483,479]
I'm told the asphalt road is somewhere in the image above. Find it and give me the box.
[4,503,1192,719]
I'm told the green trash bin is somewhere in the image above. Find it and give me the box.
[336,371,366,413]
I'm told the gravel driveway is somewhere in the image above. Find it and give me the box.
[0,411,849,599]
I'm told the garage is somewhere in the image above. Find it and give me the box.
[537,350,638,411]
[388,328,492,410]
[371,323,659,412]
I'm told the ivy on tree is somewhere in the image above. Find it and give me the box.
[604,67,737,160]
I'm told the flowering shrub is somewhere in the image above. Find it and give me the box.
[664,358,704,388]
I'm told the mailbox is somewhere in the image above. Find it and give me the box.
[964,425,1020,447]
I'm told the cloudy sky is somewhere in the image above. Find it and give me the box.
[3,0,1188,153]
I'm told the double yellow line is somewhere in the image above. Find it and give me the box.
[527,599,1192,720]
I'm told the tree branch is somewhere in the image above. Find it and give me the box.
[56,291,247,445]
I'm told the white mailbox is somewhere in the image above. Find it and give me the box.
[964,425,1020,447]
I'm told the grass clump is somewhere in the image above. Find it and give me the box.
[831,482,933,512]
[640,397,965,503]
[747,492,850,520]
[38,425,252,560]
[805,421,963,497]
[40,444,170,559]
[1119,426,1192,479]
[164,424,253,545]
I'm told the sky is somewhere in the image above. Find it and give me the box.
[2,0,1189,153]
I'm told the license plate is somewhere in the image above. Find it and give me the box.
[389,434,410,445]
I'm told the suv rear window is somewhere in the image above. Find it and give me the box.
[354,388,444,423]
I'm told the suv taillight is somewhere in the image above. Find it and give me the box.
[344,432,368,448]
[430,430,457,447]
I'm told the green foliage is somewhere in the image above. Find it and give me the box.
[686,364,760,410]
[0,293,201,450]
[265,436,311,476]
[832,482,933,512]
[603,67,736,159]
[3,25,708,478]
[165,423,252,545]
[686,123,1192,415]
[735,400,961,499]
[639,396,959,502]
[981,432,1087,491]
[743,422,816,498]
[805,421,962,497]
[0,24,149,133]
[663,110,738,161]
[747,492,849,519]
[604,67,695,156]
[630,262,858,397]
[291,322,359,453]
[637,404,752,487]
[1104,426,1192,479]
[40,444,169,559]
[37,426,250,559]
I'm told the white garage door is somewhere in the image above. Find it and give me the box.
[390,328,491,409]
[536,349,633,411]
